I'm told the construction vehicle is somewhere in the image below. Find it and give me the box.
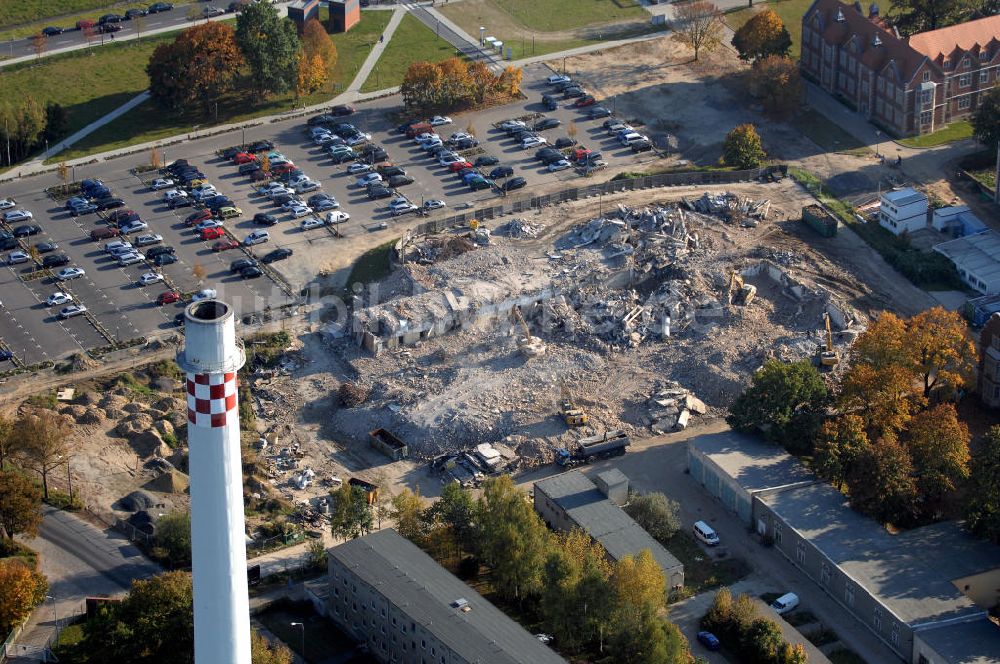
[818,312,840,368]
[556,430,630,467]
[513,306,546,357]
[728,272,756,306]
[560,382,589,427]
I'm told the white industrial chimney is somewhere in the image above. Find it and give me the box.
[176,300,250,664]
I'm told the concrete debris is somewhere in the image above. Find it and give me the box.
[495,218,543,238]
[646,381,705,433]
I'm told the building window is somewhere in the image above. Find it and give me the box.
[960,73,972,87]
[821,563,831,586]
[840,51,847,67]
[921,89,933,105]
[923,71,931,82]
[862,81,869,95]
[874,607,883,631]
[877,99,884,114]
[897,88,904,104]
[943,59,951,69]
[920,110,933,125]
[981,70,989,83]
[959,96,971,109]
[796,541,806,564]
[877,78,885,92]
[980,50,989,61]
[962,57,970,68]
[774,523,783,545]
[845,585,855,607]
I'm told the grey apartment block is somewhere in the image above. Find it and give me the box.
[326,529,566,664]
[533,470,684,588]
[686,430,817,525]
[754,483,1000,663]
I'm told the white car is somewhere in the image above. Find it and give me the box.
[438,154,463,166]
[162,189,187,201]
[423,199,446,211]
[430,115,452,126]
[500,119,527,131]
[150,178,174,190]
[258,182,286,195]
[190,186,218,201]
[195,220,222,232]
[56,267,85,281]
[134,234,163,247]
[138,272,164,286]
[46,292,72,307]
[348,162,372,175]
[117,253,145,266]
[522,136,548,149]
[345,133,371,146]
[7,251,29,265]
[280,199,304,212]
[547,74,571,85]
[356,173,382,187]
[448,132,472,143]
[0,198,15,210]
[420,138,443,150]
[268,186,295,200]
[391,203,418,216]
[108,246,136,258]
[325,211,350,224]
[119,220,149,234]
[308,127,330,138]
[3,210,32,223]
[293,180,320,193]
[244,230,270,246]
[414,132,437,143]
[288,204,313,219]
[58,304,88,319]
[104,241,132,254]
[191,288,217,302]
[300,217,324,230]
[548,159,572,172]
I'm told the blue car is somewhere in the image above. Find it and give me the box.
[697,631,720,651]
[0,349,12,362]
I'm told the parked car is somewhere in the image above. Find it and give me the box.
[253,213,278,226]
[147,2,174,13]
[574,95,597,107]
[475,155,499,167]
[153,253,177,266]
[200,227,225,240]
[522,136,548,149]
[157,291,181,305]
[3,210,32,223]
[42,26,65,36]
[46,292,72,307]
[554,137,578,149]
[42,254,71,269]
[146,246,175,259]
[562,86,585,98]
[212,239,241,252]
[533,117,561,131]
[56,267,85,281]
[58,304,88,319]
[696,631,720,651]
[261,248,292,264]
[124,8,148,18]
[230,258,257,273]
[244,230,270,246]
[499,176,527,192]
[202,6,225,17]
[589,106,612,119]
[771,593,799,615]
[548,159,572,172]
[423,199,446,211]
[367,186,392,200]
[13,224,41,237]
[191,288,217,302]
[330,104,355,116]
[7,251,29,265]
[693,521,720,546]
[547,74,571,85]
[489,166,514,179]
[325,211,350,225]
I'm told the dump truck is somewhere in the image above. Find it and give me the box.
[555,430,630,467]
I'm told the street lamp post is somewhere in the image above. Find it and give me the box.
[290,622,305,659]
[479,26,485,46]
[875,130,881,159]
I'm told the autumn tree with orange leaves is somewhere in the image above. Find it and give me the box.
[400,58,522,113]
[731,9,791,63]
[147,22,244,113]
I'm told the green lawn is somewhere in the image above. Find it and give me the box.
[0,3,151,41]
[791,109,872,156]
[663,532,750,598]
[439,0,656,60]
[0,33,174,141]
[898,120,973,147]
[256,600,358,664]
[360,13,457,93]
[45,11,390,162]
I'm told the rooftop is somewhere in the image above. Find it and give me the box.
[760,483,1000,626]
[934,231,1000,286]
[329,529,566,664]
[882,188,927,206]
[535,471,683,576]
[916,618,1000,663]
[688,430,817,492]
[908,14,1000,61]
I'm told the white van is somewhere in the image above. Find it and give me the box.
[771,592,800,615]
[693,521,720,546]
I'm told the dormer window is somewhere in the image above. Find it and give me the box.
[872,35,882,47]
[980,50,989,61]
[923,71,931,81]
[943,59,951,69]
[836,8,845,21]
[961,57,970,67]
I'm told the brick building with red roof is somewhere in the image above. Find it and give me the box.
[801,0,1000,136]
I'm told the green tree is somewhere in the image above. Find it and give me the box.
[236,1,300,99]
[727,359,829,453]
[889,0,972,35]
[0,416,16,468]
[742,618,784,664]
[731,9,791,63]
[540,530,613,649]
[477,476,550,601]
[0,470,42,543]
[966,426,1000,544]
[0,560,47,635]
[722,123,767,169]
[15,411,70,500]
[813,414,870,490]
[42,103,69,143]
[425,481,477,555]
[846,436,919,527]
[82,571,194,663]
[701,587,733,636]
[905,403,970,518]
[153,511,191,569]
[306,538,327,571]
[972,86,1000,151]
[330,483,372,540]
[252,629,293,664]
[389,488,426,544]
[624,492,681,541]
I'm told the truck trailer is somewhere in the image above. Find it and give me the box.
[555,430,630,467]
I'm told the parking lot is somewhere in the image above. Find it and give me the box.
[0,60,661,363]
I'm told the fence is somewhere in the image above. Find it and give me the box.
[408,165,787,237]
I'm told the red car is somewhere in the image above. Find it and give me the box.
[233,152,257,165]
[185,209,213,226]
[156,291,180,306]
[574,95,597,108]
[212,239,240,252]
[272,163,296,175]
[573,148,592,163]
[200,227,225,240]
[448,161,472,173]
[107,209,138,224]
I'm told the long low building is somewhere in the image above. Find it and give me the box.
[327,529,566,664]
[533,469,684,589]
[934,230,1000,295]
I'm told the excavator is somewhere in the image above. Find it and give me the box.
[560,381,589,427]
[728,271,756,306]
[818,312,840,368]
[512,306,545,357]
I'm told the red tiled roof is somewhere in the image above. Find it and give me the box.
[908,14,1000,60]
[806,0,928,82]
